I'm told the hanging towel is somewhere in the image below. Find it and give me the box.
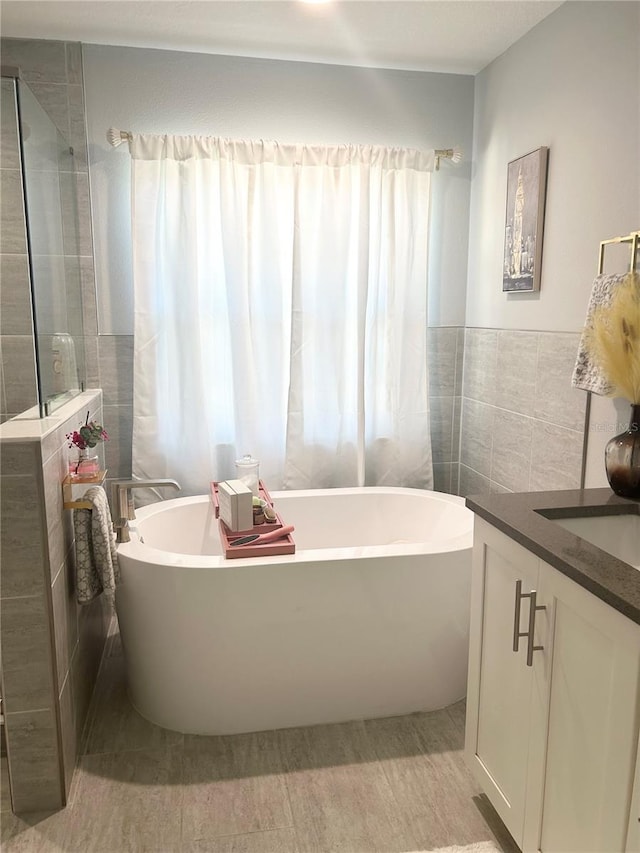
[571,272,628,395]
[73,485,120,604]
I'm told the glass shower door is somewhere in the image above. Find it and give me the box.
[17,77,86,414]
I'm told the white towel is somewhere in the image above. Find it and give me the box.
[571,271,628,395]
[73,485,120,604]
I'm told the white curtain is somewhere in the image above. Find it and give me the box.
[129,134,434,494]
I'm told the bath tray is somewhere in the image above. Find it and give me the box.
[210,480,295,559]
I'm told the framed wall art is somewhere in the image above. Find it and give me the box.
[502,146,548,293]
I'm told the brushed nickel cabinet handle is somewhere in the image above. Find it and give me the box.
[513,581,546,666]
[525,589,546,667]
[513,579,524,652]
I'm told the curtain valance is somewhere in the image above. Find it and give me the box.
[128,132,436,172]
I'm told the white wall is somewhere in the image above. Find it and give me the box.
[83,46,474,334]
[467,0,639,333]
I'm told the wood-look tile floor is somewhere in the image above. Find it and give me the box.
[1,630,519,853]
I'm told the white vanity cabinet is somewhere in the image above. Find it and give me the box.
[465,517,640,853]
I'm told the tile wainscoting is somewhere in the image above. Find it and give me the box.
[427,326,464,494]
[102,328,465,497]
[97,335,134,488]
[458,328,587,496]
[44,328,587,501]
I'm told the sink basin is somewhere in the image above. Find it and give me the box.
[551,514,640,570]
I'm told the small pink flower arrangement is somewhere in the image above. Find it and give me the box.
[67,411,109,451]
[67,411,109,477]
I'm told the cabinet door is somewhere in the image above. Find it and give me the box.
[466,519,551,848]
[538,563,640,853]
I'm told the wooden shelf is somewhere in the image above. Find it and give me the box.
[62,469,108,509]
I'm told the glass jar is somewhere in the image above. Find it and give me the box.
[235,454,260,496]
[69,446,100,481]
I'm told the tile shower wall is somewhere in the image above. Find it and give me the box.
[458,328,587,496]
[0,37,133,475]
[0,391,110,813]
[0,75,37,421]
[1,39,100,420]
[0,40,125,453]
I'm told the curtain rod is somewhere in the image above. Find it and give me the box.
[106,127,463,168]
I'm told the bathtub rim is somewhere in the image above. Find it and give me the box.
[118,486,473,569]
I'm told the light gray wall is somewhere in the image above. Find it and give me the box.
[466,0,639,332]
[83,45,475,335]
[461,1,640,493]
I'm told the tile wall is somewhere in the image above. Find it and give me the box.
[0,75,37,420]
[0,39,99,424]
[0,391,110,813]
[427,326,464,494]
[0,37,120,815]
[0,37,133,503]
[97,335,133,485]
[458,328,587,496]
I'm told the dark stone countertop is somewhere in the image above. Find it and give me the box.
[465,488,640,625]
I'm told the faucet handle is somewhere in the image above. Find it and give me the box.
[111,480,129,522]
[111,478,181,519]
[110,477,181,537]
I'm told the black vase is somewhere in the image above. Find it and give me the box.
[604,403,640,499]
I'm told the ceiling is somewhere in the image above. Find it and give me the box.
[0,0,564,75]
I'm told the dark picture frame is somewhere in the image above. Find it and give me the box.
[502,146,548,293]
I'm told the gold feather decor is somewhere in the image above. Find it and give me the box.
[586,272,640,404]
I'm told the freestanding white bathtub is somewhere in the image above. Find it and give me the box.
[116,487,473,735]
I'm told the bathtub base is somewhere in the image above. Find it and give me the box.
[116,551,470,735]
